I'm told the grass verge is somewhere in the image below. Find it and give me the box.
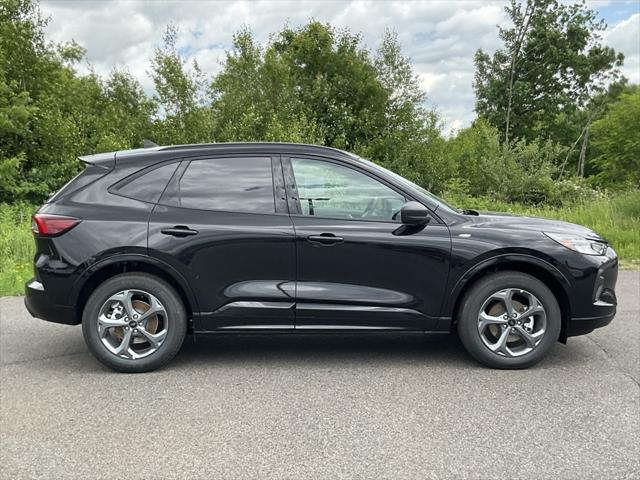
[0,202,35,296]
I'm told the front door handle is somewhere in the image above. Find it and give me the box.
[307,234,344,246]
[161,226,198,237]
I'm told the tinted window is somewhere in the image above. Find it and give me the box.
[116,162,179,203]
[177,157,275,213]
[291,158,405,221]
[48,164,109,203]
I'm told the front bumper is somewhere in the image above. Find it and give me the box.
[566,252,618,337]
[567,311,616,337]
[24,279,77,325]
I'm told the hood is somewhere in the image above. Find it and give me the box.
[464,211,606,242]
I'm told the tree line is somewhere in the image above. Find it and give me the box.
[1,0,638,205]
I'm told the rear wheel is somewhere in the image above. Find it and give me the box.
[457,271,561,369]
[82,273,187,372]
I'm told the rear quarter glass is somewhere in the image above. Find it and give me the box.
[111,161,180,204]
[47,164,110,203]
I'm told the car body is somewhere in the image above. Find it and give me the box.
[25,142,618,371]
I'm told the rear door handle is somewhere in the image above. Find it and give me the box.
[307,234,344,246]
[161,226,198,237]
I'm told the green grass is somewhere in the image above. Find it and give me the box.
[1,191,639,296]
[0,202,35,296]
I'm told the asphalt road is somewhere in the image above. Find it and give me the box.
[1,271,638,480]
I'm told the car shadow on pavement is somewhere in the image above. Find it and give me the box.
[169,332,479,369]
[9,329,592,374]
[166,331,596,372]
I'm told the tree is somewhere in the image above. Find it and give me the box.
[94,70,156,152]
[209,23,448,191]
[474,0,623,146]
[0,0,103,200]
[360,30,449,191]
[589,88,640,187]
[149,25,212,144]
[210,28,324,143]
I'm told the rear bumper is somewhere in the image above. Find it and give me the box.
[24,279,77,325]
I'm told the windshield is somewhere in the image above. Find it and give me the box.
[353,155,459,214]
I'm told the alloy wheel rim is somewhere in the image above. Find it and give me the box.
[477,288,547,357]
[97,290,168,359]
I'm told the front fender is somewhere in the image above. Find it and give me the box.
[442,252,572,316]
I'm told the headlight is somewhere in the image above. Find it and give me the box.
[544,232,607,256]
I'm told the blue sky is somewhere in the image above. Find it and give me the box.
[41,1,640,134]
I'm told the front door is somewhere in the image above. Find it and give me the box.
[148,155,296,331]
[284,156,451,331]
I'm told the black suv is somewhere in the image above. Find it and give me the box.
[25,143,618,372]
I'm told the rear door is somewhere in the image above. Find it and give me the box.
[148,154,296,331]
[284,155,451,331]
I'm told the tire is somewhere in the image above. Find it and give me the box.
[457,271,561,369]
[82,273,187,373]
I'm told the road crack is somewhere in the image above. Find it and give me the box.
[586,335,640,389]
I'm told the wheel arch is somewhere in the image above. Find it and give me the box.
[71,254,199,326]
[447,254,572,343]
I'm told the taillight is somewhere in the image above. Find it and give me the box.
[31,214,81,236]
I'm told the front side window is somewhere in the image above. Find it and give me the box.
[176,157,275,213]
[291,158,405,221]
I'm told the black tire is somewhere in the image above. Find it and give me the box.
[82,273,187,373]
[457,271,561,369]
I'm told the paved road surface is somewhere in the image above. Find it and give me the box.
[1,271,638,479]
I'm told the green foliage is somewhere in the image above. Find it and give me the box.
[0,0,155,202]
[150,25,212,144]
[210,27,325,143]
[0,201,33,295]
[590,88,640,187]
[474,0,623,146]
[445,119,599,206]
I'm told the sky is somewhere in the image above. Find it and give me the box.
[40,0,640,134]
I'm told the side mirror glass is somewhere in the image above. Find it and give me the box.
[400,201,431,225]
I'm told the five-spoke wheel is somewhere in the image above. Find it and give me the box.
[82,273,187,373]
[457,271,561,369]
[97,290,169,359]
[477,288,547,357]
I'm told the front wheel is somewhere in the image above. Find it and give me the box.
[457,271,561,369]
[82,273,187,373]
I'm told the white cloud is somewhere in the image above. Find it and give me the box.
[40,1,639,134]
[605,13,640,83]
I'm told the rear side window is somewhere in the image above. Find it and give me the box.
[115,162,179,203]
[170,157,275,214]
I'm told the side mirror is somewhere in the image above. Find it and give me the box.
[400,201,431,225]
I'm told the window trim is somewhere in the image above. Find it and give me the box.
[156,154,287,216]
[283,155,427,224]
